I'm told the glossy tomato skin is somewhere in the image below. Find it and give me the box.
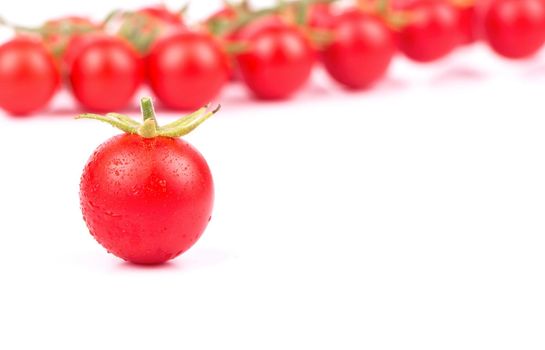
[237,25,315,100]
[80,134,214,265]
[0,37,60,116]
[147,32,230,110]
[398,0,461,62]
[322,11,395,89]
[484,0,545,59]
[69,35,144,111]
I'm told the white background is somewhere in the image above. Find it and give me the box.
[1,1,545,349]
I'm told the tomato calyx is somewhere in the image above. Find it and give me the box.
[114,5,187,54]
[357,0,412,30]
[77,97,220,138]
[117,12,162,54]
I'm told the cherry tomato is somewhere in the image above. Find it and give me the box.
[236,25,315,100]
[69,35,144,111]
[0,37,59,116]
[397,0,461,62]
[80,98,214,265]
[322,11,395,89]
[147,31,230,110]
[483,0,545,59]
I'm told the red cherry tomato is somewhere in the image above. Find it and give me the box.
[484,0,545,59]
[236,25,315,100]
[68,35,144,111]
[322,11,396,89]
[147,32,230,110]
[80,133,214,265]
[397,0,461,62]
[78,96,217,265]
[0,37,60,116]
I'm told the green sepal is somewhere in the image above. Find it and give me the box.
[77,97,220,139]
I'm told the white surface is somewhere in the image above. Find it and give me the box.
[1,1,545,349]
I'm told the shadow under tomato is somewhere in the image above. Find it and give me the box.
[113,248,232,272]
[430,66,485,85]
[116,260,181,271]
[521,61,545,79]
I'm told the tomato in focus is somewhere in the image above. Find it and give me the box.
[79,98,215,265]
[80,134,214,265]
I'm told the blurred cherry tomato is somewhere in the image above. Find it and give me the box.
[237,25,315,100]
[484,0,545,59]
[397,0,461,62]
[323,11,396,89]
[0,37,60,116]
[69,35,144,111]
[147,32,230,110]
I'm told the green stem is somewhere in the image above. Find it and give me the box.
[140,97,158,125]
[161,106,208,129]
[376,0,389,16]
[76,114,138,134]
[107,112,141,127]
[102,9,121,27]
[177,3,190,16]
[77,96,218,139]
[160,105,221,138]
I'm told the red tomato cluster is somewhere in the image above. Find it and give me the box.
[1,0,545,116]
